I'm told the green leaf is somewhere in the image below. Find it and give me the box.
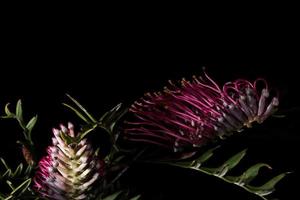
[226,163,271,185]
[24,165,32,175]
[3,196,13,200]
[10,178,31,196]
[193,146,220,167]
[99,104,121,122]
[99,103,128,132]
[129,195,141,200]
[246,172,289,196]
[1,169,12,179]
[65,94,97,123]
[102,191,122,200]
[6,180,14,190]
[26,115,38,133]
[78,123,98,140]
[201,149,247,177]
[12,163,23,177]
[221,149,247,171]
[16,100,23,123]
[165,147,286,200]
[4,103,14,118]
[62,103,90,124]
[165,146,220,169]
[0,158,10,170]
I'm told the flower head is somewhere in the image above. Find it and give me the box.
[124,71,279,152]
[33,122,104,200]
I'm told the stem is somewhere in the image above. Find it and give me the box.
[171,164,268,200]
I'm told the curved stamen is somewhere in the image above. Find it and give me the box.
[124,71,279,151]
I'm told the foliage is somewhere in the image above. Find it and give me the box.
[0,96,289,199]
[159,146,289,200]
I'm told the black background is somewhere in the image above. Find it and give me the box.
[0,8,299,200]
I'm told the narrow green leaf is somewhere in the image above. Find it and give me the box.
[1,169,12,178]
[4,195,13,200]
[24,165,32,175]
[246,172,289,196]
[0,116,15,119]
[200,149,247,177]
[13,163,23,177]
[79,124,98,140]
[99,103,122,122]
[6,180,14,190]
[129,195,141,200]
[201,165,229,177]
[4,103,14,117]
[26,115,38,133]
[100,104,123,122]
[16,100,23,123]
[10,178,31,196]
[63,103,90,123]
[193,146,220,167]
[226,163,271,185]
[102,191,122,200]
[0,158,10,170]
[100,103,128,133]
[221,149,247,171]
[66,94,97,123]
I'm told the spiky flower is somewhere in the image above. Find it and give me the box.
[33,122,104,200]
[124,71,279,151]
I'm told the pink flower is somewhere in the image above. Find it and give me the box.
[124,71,279,152]
[33,122,104,200]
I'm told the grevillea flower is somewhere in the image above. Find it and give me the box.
[33,122,104,200]
[124,71,279,152]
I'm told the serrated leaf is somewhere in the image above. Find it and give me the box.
[226,163,271,185]
[10,178,31,196]
[16,100,23,123]
[26,115,38,133]
[221,149,247,171]
[201,149,247,177]
[165,146,219,169]
[102,191,122,200]
[66,94,97,123]
[246,172,289,196]
[164,147,286,200]
[193,146,220,167]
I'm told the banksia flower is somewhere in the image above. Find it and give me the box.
[124,71,279,151]
[33,122,104,200]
